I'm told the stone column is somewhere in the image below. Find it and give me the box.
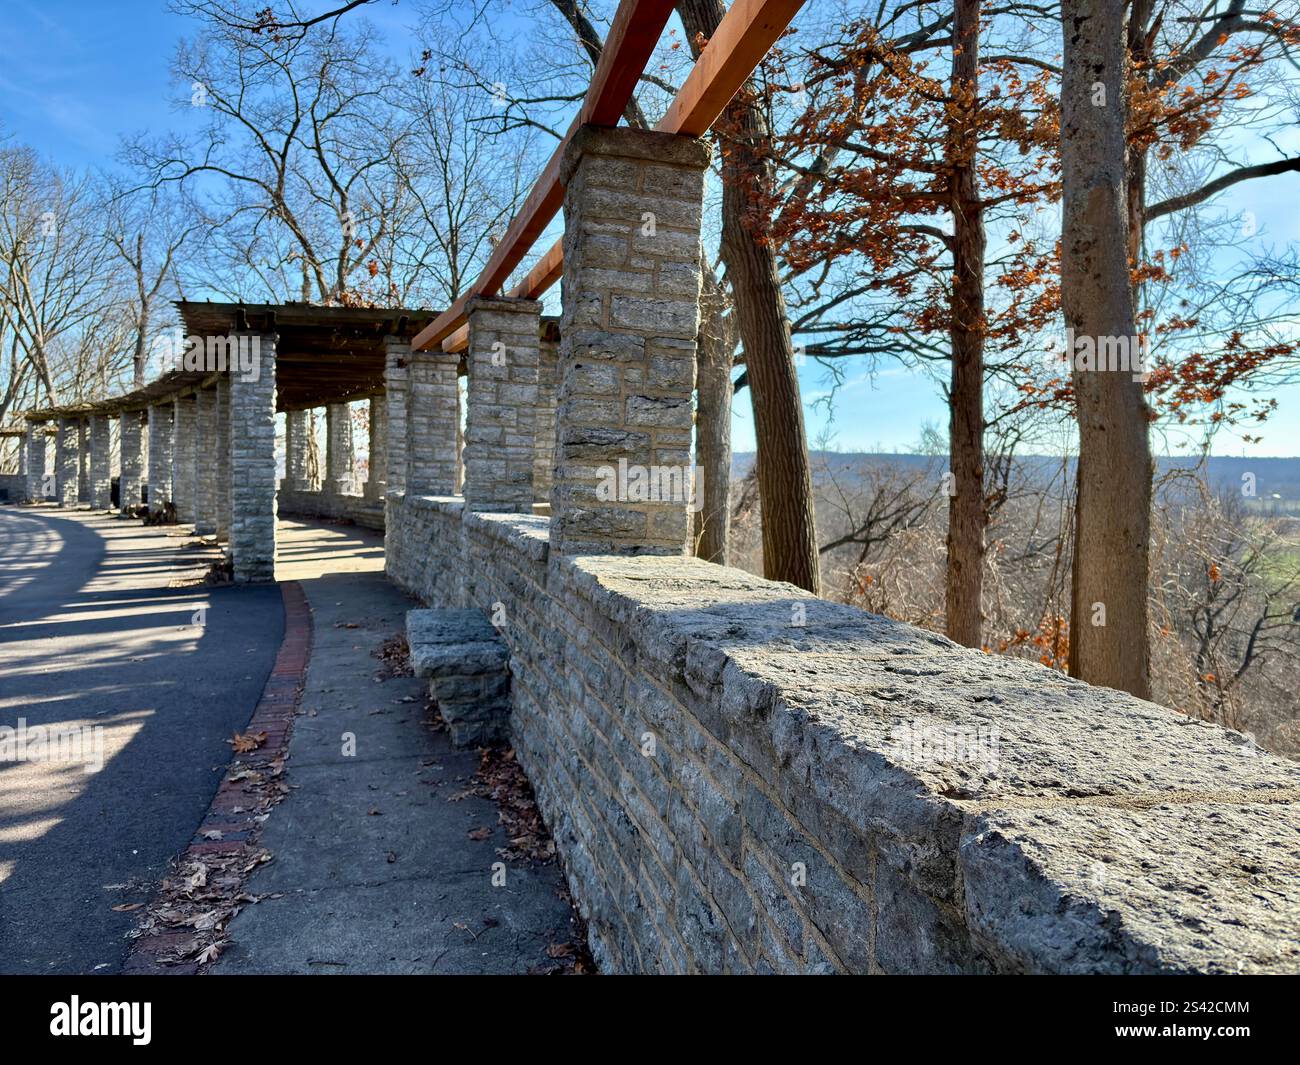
[325,402,356,495]
[88,414,112,510]
[463,295,542,512]
[365,396,387,500]
[76,420,89,503]
[406,346,459,497]
[216,376,232,542]
[172,395,198,523]
[283,408,310,492]
[194,388,218,535]
[14,431,26,481]
[229,333,277,582]
[550,125,708,556]
[119,411,145,513]
[24,422,48,503]
[534,318,560,505]
[55,417,81,507]
[384,340,408,495]
[147,402,174,510]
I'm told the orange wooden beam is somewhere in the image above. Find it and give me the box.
[430,0,806,355]
[414,0,677,352]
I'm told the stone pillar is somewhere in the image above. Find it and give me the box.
[55,417,81,507]
[550,126,708,556]
[406,346,460,497]
[365,396,387,500]
[229,333,277,582]
[325,402,356,495]
[24,422,48,503]
[463,295,542,512]
[384,340,408,495]
[119,411,145,513]
[88,414,112,510]
[215,376,232,542]
[147,403,174,510]
[534,318,560,504]
[194,388,218,535]
[76,420,89,503]
[172,395,197,523]
[284,408,310,492]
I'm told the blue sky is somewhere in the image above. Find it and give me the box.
[2,0,1296,456]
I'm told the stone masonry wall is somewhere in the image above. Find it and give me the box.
[55,418,80,507]
[25,423,49,502]
[172,396,197,523]
[228,336,277,582]
[534,319,559,505]
[464,296,542,513]
[550,126,706,557]
[194,389,218,535]
[147,404,173,509]
[119,411,145,512]
[385,492,1300,974]
[385,493,465,607]
[89,414,112,510]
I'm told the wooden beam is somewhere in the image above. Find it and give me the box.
[413,0,677,353]
[427,0,806,355]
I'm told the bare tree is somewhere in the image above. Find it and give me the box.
[1059,0,1152,698]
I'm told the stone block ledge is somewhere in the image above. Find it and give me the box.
[384,493,1300,973]
[407,607,511,748]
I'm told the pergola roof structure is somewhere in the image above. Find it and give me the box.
[22,301,440,421]
[177,301,438,412]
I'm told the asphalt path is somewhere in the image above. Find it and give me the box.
[0,505,282,974]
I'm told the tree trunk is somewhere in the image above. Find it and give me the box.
[677,0,821,593]
[1060,0,1153,698]
[695,261,733,563]
[944,0,987,648]
[134,307,149,389]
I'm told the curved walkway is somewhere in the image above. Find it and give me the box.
[0,505,283,974]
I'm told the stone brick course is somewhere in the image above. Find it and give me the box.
[147,403,173,509]
[24,422,48,502]
[550,126,708,557]
[172,395,197,523]
[55,417,81,507]
[384,491,1300,974]
[88,414,112,510]
[464,296,542,512]
[228,334,277,582]
[194,388,219,535]
[119,411,145,512]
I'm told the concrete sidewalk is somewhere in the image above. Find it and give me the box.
[213,519,578,974]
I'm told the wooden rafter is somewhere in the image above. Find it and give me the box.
[415,0,806,355]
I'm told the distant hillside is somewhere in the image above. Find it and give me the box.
[732,452,1300,501]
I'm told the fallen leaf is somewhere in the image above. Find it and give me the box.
[467,826,492,841]
[229,730,269,754]
[196,941,226,964]
[111,903,144,912]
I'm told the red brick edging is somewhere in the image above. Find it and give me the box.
[122,580,313,974]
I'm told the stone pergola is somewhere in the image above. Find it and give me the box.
[16,303,456,582]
